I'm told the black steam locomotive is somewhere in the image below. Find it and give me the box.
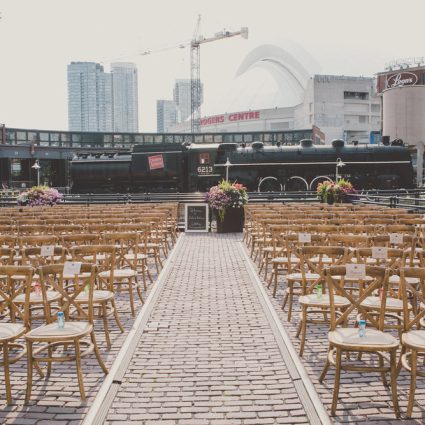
[70,138,414,193]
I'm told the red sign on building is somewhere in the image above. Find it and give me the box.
[148,154,164,170]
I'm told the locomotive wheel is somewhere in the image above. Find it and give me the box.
[284,176,309,191]
[258,177,282,192]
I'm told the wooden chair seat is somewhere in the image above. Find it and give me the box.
[389,275,420,285]
[309,256,334,264]
[0,323,26,341]
[287,272,320,281]
[26,321,92,341]
[98,269,137,279]
[402,330,425,349]
[15,290,61,304]
[11,273,39,280]
[271,256,299,263]
[331,274,374,282]
[75,290,114,303]
[299,294,350,307]
[63,272,91,280]
[361,296,410,311]
[124,253,148,260]
[328,327,398,348]
[83,254,107,261]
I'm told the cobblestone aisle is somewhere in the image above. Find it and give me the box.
[105,234,313,425]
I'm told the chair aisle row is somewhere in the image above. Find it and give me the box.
[0,203,178,408]
[244,202,425,419]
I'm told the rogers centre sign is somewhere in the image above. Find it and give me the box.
[200,111,260,126]
[386,72,418,88]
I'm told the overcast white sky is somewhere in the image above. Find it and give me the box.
[0,0,424,132]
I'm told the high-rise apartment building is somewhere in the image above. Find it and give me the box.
[156,100,177,132]
[67,61,139,132]
[110,63,139,132]
[173,79,203,123]
[67,62,106,132]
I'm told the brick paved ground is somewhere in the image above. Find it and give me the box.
[4,232,424,424]
[105,233,311,425]
[0,251,163,425]
[245,241,425,424]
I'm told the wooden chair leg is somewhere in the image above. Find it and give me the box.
[396,345,406,376]
[407,350,417,418]
[282,290,289,312]
[47,345,53,376]
[74,339,86,402]
[379,353,388,387]
[136,283,144,304]
[331,347,342,416]
[91,331,108,375]
[298,307,308,357]
[25,340,34,404]
[390,349,400,418]
[102,303,111,349]
[128,280,135,316]
[111,299,124,333]
[287,284,294,322]
[3,343,12,405]
[141,265,147,290]
[319,345,332,382]
[146,262,153,283]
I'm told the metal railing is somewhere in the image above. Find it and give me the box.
[2,189,425,210]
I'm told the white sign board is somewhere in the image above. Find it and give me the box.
[346,263,366,280]
[63,261,82,276]
[40,245,54,257]
[372,247,388,260]
[389,233,403,244]
[298,233,311,243]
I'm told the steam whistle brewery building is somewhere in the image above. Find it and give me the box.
[377,58,425,185]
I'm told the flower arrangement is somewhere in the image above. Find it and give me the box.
[316,179,356,203]
[17,186,63,207]
[206,180,248,219]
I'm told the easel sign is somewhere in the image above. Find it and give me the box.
[185,203,209,233]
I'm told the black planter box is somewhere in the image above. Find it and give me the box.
[216,207,244,233]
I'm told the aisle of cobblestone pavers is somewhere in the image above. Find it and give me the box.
[105,234,310,425]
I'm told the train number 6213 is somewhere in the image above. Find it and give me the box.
[197,166,214,175]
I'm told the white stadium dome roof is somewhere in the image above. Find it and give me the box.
[202,40,321,117]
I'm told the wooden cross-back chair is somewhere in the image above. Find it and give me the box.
[0,248,14,266]
[18,225,51,236]
[102,232,148,305]
[319,265,399,418]
[353,247,408,337]
[0,236,17,250]
[53,224,85,235]
[268,233,323,298]
[69,245,124,347]
[61,233,99,251]
[0,266,36,404]
[22,246,67,268]
[280,242,340,319]
[18,235,58,249]
[294,246,349,356]
[398,267,425,417]
[0,225,14,235]
[25,263,108,402]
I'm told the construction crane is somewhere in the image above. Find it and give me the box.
[190,15,248,132]
[141,16,248,133]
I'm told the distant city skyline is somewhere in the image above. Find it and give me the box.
[0,0,424,132]
[67,61,138,132]
[156,99,177,132]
